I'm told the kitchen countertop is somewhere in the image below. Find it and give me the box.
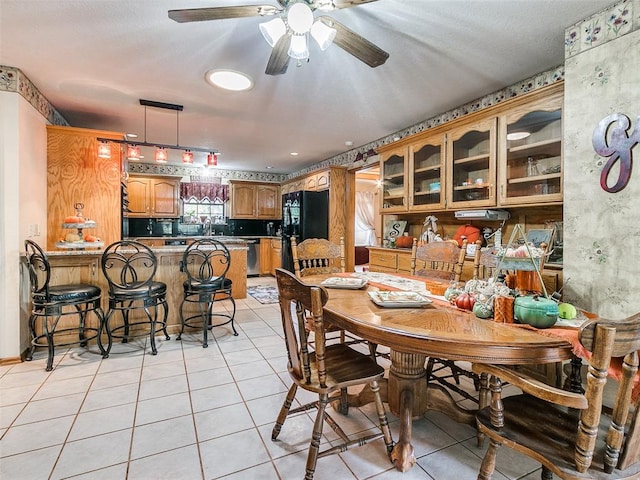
[46,238,250,256]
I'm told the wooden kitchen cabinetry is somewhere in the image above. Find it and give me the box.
[446,116,497,209]
[380,145,409,213]
[228,181,281,219]
[127,176,180,218]
[268,238,282,275]
[410,133,446,211]
[368,247,413,274]
[498,89,563,206]
[47,126,123,250]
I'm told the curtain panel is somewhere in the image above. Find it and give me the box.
[180,183,229,202]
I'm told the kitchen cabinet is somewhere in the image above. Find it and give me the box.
[229,181,281,219]
[127,176,180,218]
[260,238,272,275]
[304,170,331,191]
[409,133,446,211]
[380,145,409,213]
[269,238,282,275]
[368,247,413,274]
[47,126,123,250]
[498,90,563,206]
[446,116,497,209]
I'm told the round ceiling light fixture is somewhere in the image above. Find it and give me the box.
[506,131,531,141]
[206,69,254,91]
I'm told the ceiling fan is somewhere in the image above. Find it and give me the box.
[168,0,389,75]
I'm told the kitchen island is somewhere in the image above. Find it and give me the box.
[25,240,248,342]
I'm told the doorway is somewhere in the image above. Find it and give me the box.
[349,165,380,272]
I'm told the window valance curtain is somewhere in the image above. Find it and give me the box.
[180,183,229,202]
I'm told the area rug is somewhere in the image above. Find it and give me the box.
[247,285,279,304]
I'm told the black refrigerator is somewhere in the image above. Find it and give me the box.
[281,190,329,272]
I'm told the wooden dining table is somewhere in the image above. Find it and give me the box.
[303,273,575,472]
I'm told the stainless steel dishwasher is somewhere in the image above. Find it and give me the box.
[245,239,260,276]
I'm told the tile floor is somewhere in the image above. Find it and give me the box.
[1,276,542,480]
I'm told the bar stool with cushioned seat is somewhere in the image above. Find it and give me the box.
[177,238,237,348]
[24,240,107,371]
[101,240,169,355]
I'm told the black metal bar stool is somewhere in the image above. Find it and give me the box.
[177,238,238,347]
[24,240,107,371]
[101,240,169,355]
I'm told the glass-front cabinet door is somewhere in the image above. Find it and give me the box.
[409,134,445,211]
[499,93,563,205]
[380,146,408,213]
[446,117,497,209]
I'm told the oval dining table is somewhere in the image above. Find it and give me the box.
[302,274,575,472]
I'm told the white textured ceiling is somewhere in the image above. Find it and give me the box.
[1,0,612,174]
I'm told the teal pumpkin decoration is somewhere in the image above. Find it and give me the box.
[473,302,493,319]
[444,287,462,301]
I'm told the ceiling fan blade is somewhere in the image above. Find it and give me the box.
[265,34,291,76]
[331,0,379,9]
[168,5,279,23]
[318,16,388,68]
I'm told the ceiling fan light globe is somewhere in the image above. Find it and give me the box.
[259,17,286,47]
[288,34,309,60]
[287,3,314,34]
[310,20,336,50]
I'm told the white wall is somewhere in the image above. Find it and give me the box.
[0,91,48,361]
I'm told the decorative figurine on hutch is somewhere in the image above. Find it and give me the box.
[419,215,442,245]
[56,202,104,249]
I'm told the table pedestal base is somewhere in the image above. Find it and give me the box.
[335,350,476,472]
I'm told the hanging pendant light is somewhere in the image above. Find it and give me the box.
[155,147,168,163]
[182,149,194,164]
[126,145,141,161]
[207,153,218,167]
[97,140,111,159]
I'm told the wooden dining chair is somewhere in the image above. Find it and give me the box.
[272,268,394,480]
[472,240,500,280]
[291,236,345,278]
[412,238,473,395]
[473,312,640,480]
[410,237,468,282]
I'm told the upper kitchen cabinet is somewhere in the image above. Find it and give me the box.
[409,133,446,211]
[446,116,497,209]
[229,181,281,219]
[379,145,409,213]
[498,88,563,206]
[127,175,180,218]
[47,126,124,249]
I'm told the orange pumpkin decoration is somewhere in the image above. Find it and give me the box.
[395,236,414,249]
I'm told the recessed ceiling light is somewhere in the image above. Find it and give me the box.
[345,140,353,146]
[126,133,138,138]
[266,166,274,169]
[290,152,299,156]
[506,131,531,141]
[206,69,253,91]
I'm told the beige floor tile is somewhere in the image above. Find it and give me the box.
[13,392,84,426]
[130,415,197,459]
[217,461,280,480]
[0,444,62,480]
[135,391,192,426]
[139,372,189,400]
[200,428,271,479]
[190,382,243,413]
[0,415,74,457]
[82,382,139,412]
[128,444,203,479]
[187,365,234,390]
[194,402,255,441]
[236,373,288,401]
[416,443,509,480]
[68,402,136,441]
[51,429,132,479]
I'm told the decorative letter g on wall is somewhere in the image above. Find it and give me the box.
[592,113,639,193]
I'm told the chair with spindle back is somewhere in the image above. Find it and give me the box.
[272,268,394,480]
[473,312,640,480]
